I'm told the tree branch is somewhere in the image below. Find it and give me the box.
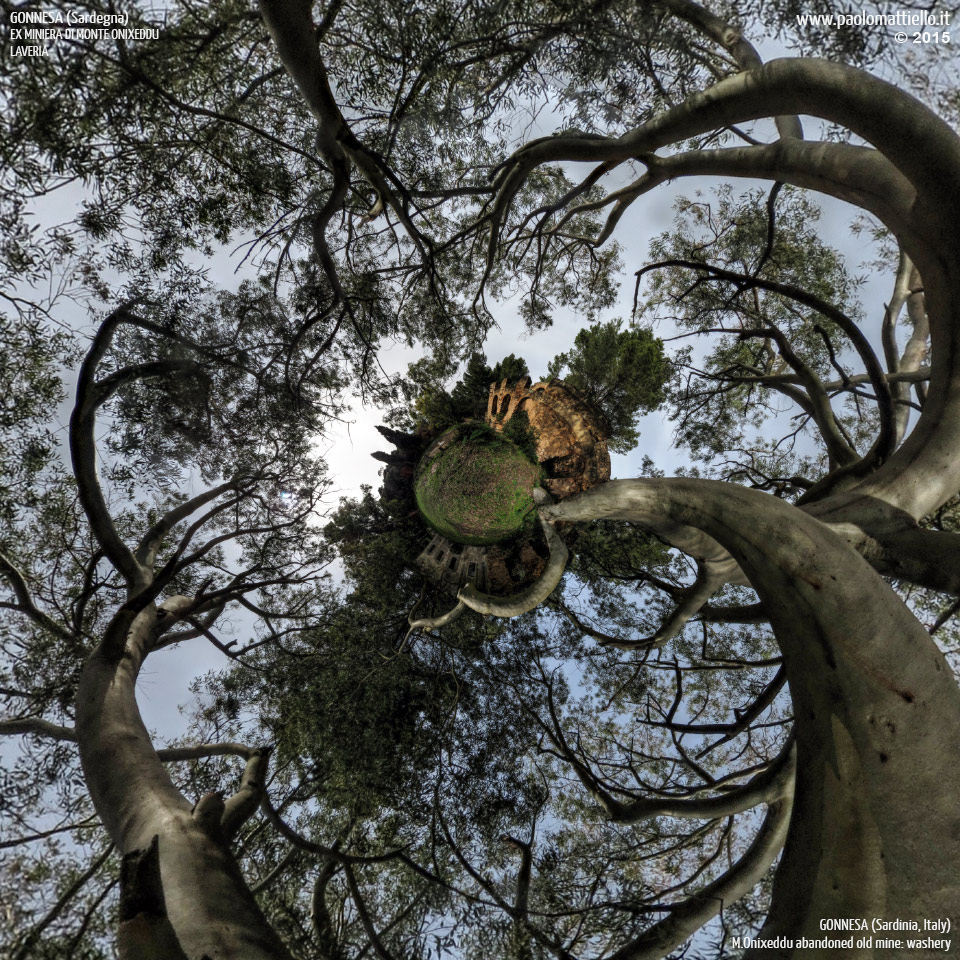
[221,747,272,840]
[0,550,73,641]
[659,0,803,139]
[343,863,399,960]
[458,507,568,617]
[134,479,245,570]
[606,792,792,960]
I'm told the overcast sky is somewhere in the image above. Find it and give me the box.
[24,29,918,739]
[132,151,899,738]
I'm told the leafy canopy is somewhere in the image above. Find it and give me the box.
[548,320,670,453]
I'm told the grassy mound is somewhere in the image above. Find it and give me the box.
[414,423,540,545]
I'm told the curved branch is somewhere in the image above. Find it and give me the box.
[221,747,273,840]
[607,794,792,960]
[609,735,794,823]
[260,0,429,276]
[258,0,350,162]
[641,558,739,648]
[458,511,568,617]
[343,863,399,960]
[696,666,788,757]
[613,59,959,206]
[659,0,803,139]
[551,596,639,647]
[69,309,148,589]
[0,550,73,640]
[882,250,913,372]
[260,795,400,866]
[134,479,244,570]
[498,60,960,521]
[311,858,344,960]
[640,257,896,467]
[495,60,936,244]
[883,259,931,446]
[544,478,960,932]
[404,599,466,645]
[636,143,918,250]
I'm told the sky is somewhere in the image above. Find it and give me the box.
[134,144,902,738]
[5,0,936,846]
[6,132,904,787]
[4,14,951,958]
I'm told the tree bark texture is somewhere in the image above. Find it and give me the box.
[545,479,960,955]
[75,602,294,960]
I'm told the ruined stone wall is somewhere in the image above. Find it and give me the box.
[485,377,611,499]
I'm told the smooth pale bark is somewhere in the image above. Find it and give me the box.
[76,598,293,960]
[642,558,742,647]
[629,61,960,520]
[54,46,960,960]
[458,511,570,617]
[406,599,466,641]
[544,479,960,953]
[259,0,422,246]
[572,474,960,600]
[823,520,960,596]
[559,128,958,591]
[658,0,803,139]
[500,59,960,524]
[881,253,929,447]
[258,0,345,156]
[607,737,795,824]
[608,796,793,960]
[613,139,958,562]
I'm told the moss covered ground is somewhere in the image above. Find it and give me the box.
[414,423,540,545]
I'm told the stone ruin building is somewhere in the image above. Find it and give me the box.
[484,376,611,498]
[414,377,611,595]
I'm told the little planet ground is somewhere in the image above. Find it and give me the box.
[414,423,540,545]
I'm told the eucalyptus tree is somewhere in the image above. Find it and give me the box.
[0,284,349,956]
[2,0,960,959]
[450,53,960,960]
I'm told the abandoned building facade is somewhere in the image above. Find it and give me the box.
[416,377,611,594]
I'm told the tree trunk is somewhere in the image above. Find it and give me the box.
[75,603,293,960]
[545,479,960,954]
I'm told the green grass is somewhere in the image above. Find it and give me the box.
[414,423,540,545]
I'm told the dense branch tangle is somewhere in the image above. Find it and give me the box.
[485,55,960,582]
[471,49,960,958]
[1,292,340,958]
[4,2,960,959]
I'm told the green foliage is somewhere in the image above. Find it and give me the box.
[450,353,498,420]
[568,519,670,583]
[1,3,946,958]
[642,185,866,485]
[548,320,669,453]
[267,606,457,816]
[324,486,426,590]
[489,354,531,387]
